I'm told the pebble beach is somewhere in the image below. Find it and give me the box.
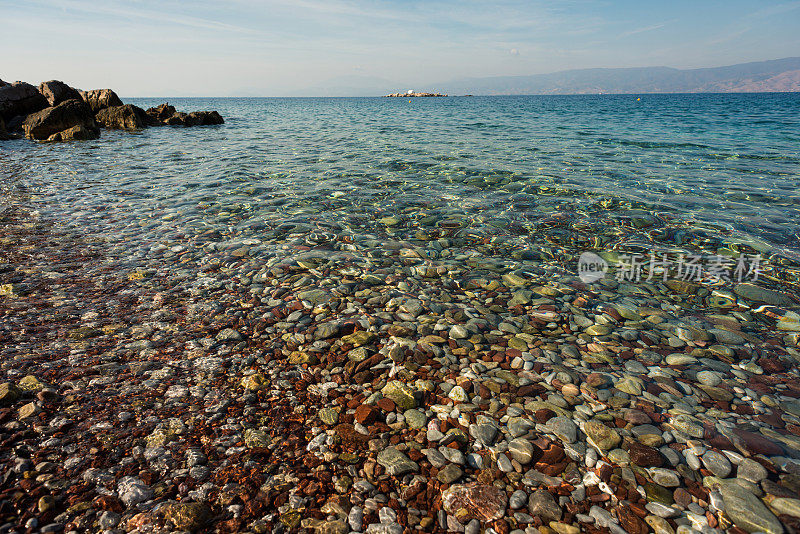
[2,94,800,534]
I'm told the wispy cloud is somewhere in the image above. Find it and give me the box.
[31,0,260,34]
[748,0,800,18]
[620,22,669,38]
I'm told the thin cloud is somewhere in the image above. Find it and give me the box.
[620,22,668,38]
[32,0,259,34]
[748,0,800,18]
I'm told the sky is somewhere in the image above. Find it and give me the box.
[2,0,800,96]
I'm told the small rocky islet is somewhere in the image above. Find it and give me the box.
[385,92,448,98]
[0,78,222,142]
[2,90,800,534]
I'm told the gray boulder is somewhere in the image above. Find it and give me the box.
[0,82,49,122]
[80,88,123,113]
[22,99,97,140]
[39,80,82,106]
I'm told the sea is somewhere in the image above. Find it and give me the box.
[2,94,799,285]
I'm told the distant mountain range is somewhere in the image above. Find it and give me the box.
[307,57,800,96]
[441,57,800,95]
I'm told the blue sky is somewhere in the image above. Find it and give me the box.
[2,0,799,95]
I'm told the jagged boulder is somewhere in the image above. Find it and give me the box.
[22,99,97,140]
[0,82,49,122]
[39,80,82,106]
[185,110,224,125]
[96,104,157,129]
[0,116,9,140]
[145,104,224,126]
[146,103,176,123]
[0,79,6,87]
[165,111,188,125]
[47,124,99,142]
[80,89,123,113]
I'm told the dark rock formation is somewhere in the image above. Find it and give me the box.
[3,81,223,142]
[39,80,82,106]
[0,82,49,122]
[146,103,224,126]
[80,89,123,113]
[185,110,224,125]
[47,124,100,142]
[96,104,157,129]
[146,103,176,122]
[22,99,98,140]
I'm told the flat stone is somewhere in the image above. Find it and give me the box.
[341,331,377,347]
[377,447,418,476]
[426,449,447,468]
[728,428,783,456]
[615,376,644,396]
[547,416,577,444]
[764,496,800,518]
[404,409,427,429]
[440,447,466,465]
[584,420,621,451]
[244,428,270,448]
[528,488,562,523]
[721,482,783,534]
[548,522,579,534]
[162,502,211,532]
[645,515,675,534]
[628,442,664,467]
[668,415,704,439]
[470,423,498,445]
[442,484,507,522]
[665,354,697,365]
[696,371,722,387]
[437,464,463,484]
[734,283,795,306]
[297,289,332,305]
[649,468,680,487]
[586,325,611,336]
[448,386,468,402]
[117,476,153,506]
[709,328,744,345]
[644,483,674,506]
[737,458,768,483]
[701,450,732,478]
[0,383,22,406]
[381,381,417,410]
[318,407,340,426]
[509,490,528,509]
[508,438,537,465]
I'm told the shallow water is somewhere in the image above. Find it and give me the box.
[3,93,800,532]
[2,94,800,280]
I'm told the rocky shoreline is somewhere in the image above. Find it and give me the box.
[2,86,800,534]
[0,79,223,142]
[1,179,800,534]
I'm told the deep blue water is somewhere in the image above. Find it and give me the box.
[2,93,799,277]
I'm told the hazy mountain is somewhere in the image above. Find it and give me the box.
[441,57,800,95]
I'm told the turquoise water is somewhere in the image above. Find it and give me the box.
[2,94,800,280]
